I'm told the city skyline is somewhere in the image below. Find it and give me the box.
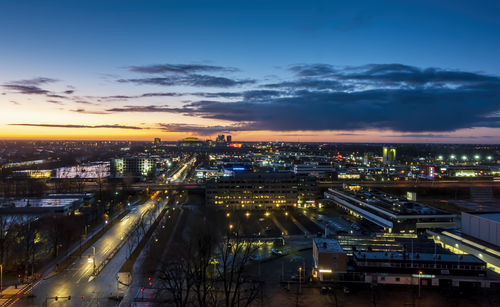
[1,0,500,143]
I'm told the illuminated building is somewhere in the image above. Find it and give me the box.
[324,187,457,233]
[353,251,486,277]
[312,238,347,281]
[429,212,500,274]
[216,134,225,143]
[178,137,205,148]
[226,135,232,143]
[154,137,161,145]
[383,146,396,164]
[110,157,155,178]
[293,162,336,178]
[205,173,317,210]
[13,169,52,179]
[55,162,110,179]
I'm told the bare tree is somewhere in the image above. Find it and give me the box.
[158,212,261,307]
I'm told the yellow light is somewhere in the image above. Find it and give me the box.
[319,269,332,273]
[226,212,230,217]
[265,212,270,217]
[229,224,234,229]
[245,212,250,217]
[285,212,288,216]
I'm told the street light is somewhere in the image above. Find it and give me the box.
[418,271,422,298]
[298,267,302,294]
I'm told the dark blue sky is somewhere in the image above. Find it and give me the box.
[1,0,500,142]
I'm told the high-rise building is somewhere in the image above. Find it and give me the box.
[216,134,225,143]
[154,138,161,145]
[383,146,396,164]
[226,135,232,143]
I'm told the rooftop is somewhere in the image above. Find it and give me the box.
[353,251,484,264]
[476,213,500,223]
[314,238,344,253]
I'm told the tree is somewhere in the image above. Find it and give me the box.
[158,212,261,307]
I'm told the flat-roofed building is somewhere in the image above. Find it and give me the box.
[462,212,500,247]
[312,238,347,281]
[205,172,317,210]
[293,163,335,178]
[325,187,457,233]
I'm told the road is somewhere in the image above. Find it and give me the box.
[14,198,167,307]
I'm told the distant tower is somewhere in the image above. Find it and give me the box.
[227,135,232,143]
[216,134,225,143]
[154,138,161,145]
[383,146,396,164]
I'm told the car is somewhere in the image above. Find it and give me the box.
[271,248,283,255]
[321,286,328,295]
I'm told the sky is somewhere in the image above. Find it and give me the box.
[1,0,500,143]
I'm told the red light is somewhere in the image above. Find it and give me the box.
[81,296,84,300]
[18,274,21,278]
[148,276,151,281]
[149,282,152,286]
[336,154,343,159]
[140,287,144,292]
[229,143,242,148]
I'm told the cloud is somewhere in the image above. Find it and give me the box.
[70,108,110,115]
[47,100,65,105]
[158,123,248,135]
[128,64,239,74]
[10,77,58,86]
[9,123,145,130]
[3,84,50,95]
[99,92,183,100]
[118,75,255,88]
[3,77,70,99]
[106,64,500,133]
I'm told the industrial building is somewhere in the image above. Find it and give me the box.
[324,187,457,233]
[205,172,318,210]
[293,162,336,178]
[429,212,500,274]
[313,238,347,281]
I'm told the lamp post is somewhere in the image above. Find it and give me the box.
[298,267,302,294]
[418,271,422,298]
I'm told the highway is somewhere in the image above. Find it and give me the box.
[13,197,167,307]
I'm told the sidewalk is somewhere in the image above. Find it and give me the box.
[0,200,139,307]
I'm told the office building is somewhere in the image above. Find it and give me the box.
[206,173,318,210]
[226,135,232,143]
[110,157,155,178]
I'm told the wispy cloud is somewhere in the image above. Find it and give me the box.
[9,123,146,130]
[127,64,239,74]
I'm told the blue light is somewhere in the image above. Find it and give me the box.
[232,167,245,171]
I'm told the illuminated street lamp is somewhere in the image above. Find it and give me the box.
[474,155,480,160]
[487,156,492,160]
[418,271,422,298]
[450,154,456,160]
[437,155,443,160]
[461,155,467,161]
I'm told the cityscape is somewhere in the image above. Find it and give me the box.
[1,1,500,307]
